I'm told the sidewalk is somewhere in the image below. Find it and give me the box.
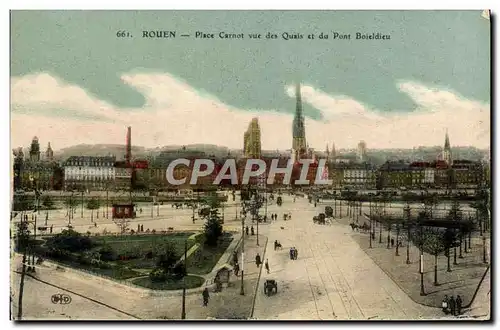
[181,234,268,319]
[348,219,489,309]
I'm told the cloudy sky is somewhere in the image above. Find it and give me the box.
[10,10,490,151]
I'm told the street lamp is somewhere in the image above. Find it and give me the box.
[418,220,426,296]
[240,202,245,296]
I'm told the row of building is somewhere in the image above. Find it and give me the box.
[12,148,490,192]
[12,84,489,192]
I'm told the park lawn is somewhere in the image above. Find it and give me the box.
[186,233,233,275]
[92,232,195,262]
[132,275,205,290]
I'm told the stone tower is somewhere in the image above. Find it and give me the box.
[29,136,41,162]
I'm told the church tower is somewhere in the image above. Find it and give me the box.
[443,129,452,165]
[29,136,41,162]
[292,83,307,160]
[45,142,54,161]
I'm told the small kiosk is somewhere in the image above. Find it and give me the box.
[112,203,136,219]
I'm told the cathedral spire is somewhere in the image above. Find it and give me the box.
[444,129,450,149]
[443,129,452,165]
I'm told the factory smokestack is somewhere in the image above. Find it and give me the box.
[126,126,131,166]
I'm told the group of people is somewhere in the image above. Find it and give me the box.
[245,226,255,236]
[387,237,402,248]
[442,295,463,316]
[289,247,298,260]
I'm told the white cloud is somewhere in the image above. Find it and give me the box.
[10,72,490,152]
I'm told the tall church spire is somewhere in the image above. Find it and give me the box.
[443,129,452,165]
[444,129,450,149]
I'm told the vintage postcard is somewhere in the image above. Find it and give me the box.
[9,10,491,321]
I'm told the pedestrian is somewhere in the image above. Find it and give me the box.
[251,226,255,236]
[442,295,449,314]
[233,251,238,264]
[449,295,456,316]
[50,224,53,234]
[234,263,240,276]
[289,247,294,260]
[137,224,140,232]
[265,259,270,274]
[141,224,144,232]
[391,238,395,248]
[245,226,249,236]
[202,287,210,306]
[456,295,462,316]
[255,253,261,267]
[294,247,298,260]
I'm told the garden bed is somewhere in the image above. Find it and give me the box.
[131,275,205,290]
[186,233,233,275]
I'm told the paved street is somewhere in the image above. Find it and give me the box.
[10,192,489,320]
[252,196,443,320]
[12,201,246,235]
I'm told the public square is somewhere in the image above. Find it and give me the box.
[10,191,490,320]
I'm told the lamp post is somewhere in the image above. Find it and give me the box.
[419,222,426,296]
[240,206,245,296]
[482,236,487,264]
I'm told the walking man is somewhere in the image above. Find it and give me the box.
[202,287,210,307]
[265,259,270,274]
[456,295,462,316]
[234,263,240,276]
[449,295,456,316]
[255,253,261,267]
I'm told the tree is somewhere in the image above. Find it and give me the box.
[86,197,100,222]
[421,228,447,286]
[372,199,384,243]
[13,194,33,212]
[204,208,224,247]
[423,193,438,218]
[446,201,462,266]
[114,218,130,234]
[46,229,93,254]
[41,195,54,210]
[156,243,179,273]
[402,203,412,263]
[470,189,490,234]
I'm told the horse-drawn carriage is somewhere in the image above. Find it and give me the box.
[325,206,333,218]
[264,279,278,296]
[313,213,326,225]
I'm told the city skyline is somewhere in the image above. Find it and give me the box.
[11,11,490,150]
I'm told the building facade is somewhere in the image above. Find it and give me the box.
[63,156,116,191]
[243,118,262,159]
